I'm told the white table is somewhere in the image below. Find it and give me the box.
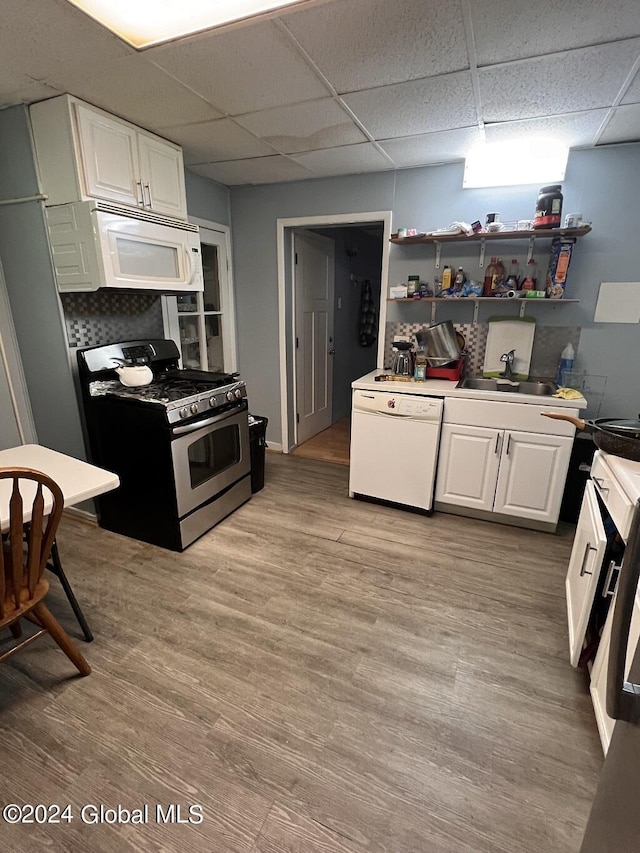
[0,444,119,641]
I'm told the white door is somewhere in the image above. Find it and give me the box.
[138,132,187,220]
[294,231,335,445]
[75,103,140,207]
[435,423,501,511]
[494,430,573,523]
[566,481,608,667]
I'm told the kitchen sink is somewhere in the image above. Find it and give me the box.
[457,378,557,396]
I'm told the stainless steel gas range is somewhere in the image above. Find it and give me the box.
[77,339,251,551]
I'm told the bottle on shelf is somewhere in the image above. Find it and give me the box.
[521,258,537,291]
[483,257,498,297]
[454,267,466,290]
[491,257,506,293]
[441,265,453,289]
[407,274,420,297]
[506,259,520,288]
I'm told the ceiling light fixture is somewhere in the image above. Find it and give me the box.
[65,0,313,49]
[463,139,569,189]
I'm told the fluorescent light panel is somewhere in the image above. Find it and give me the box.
[463,140,568,188]
[66,0,312,48]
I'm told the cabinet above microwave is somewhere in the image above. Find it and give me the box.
[30,95,187,222]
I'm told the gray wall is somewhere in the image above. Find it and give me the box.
[0,105,86,458]
[230,145,640,442]
[184,169,230,226]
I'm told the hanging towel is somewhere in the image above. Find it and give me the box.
[358,279,377,347]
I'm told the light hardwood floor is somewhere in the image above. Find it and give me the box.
[291,417,350,466]
[0,453,601,853]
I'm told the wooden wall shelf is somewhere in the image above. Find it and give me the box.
[390,226,591,245]
[387,297,580,323]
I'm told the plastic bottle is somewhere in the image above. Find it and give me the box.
[556,342,575,386]
[483,257,497,297]
[441,266,452,289]
[506,259,519,288]
[414,345,427,381]
[521,258,537,291]
[491,257,506,293]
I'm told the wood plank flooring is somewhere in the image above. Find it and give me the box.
[0,453,602,853]
[291,417,350,465]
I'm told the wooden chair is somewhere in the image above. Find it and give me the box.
[0,467,90,676]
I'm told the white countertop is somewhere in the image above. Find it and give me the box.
[0,444,119,530]
[352,370,588,408]
[600,451,640,504]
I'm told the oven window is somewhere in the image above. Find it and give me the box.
[188,423,240,489]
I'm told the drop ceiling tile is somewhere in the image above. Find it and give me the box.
[53,56,222,131]
[289,142,391,177]
[162,119,275,164]
[485,110,609,148]
[598,104,640,144]
[0,81,61,110]
[147,20,328,115]
[472,0,640,65]
[282,0,468,93]
[343,73,476,139]
[0,0,131,83]
[479,40,640,122]
[379,127,483,167]
[234,98,366,153]
[622,69,640,105]
[188,156,314,186]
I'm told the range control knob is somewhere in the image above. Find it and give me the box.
[226,391,235,402]
[179,407,188,419]
[234,388,243,399]
[190,402,199,414]
[209,396,217,408]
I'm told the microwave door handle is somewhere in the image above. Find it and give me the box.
[183,245,196,287]
[607,500,640,723]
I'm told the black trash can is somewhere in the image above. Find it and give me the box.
[248,414,268,493]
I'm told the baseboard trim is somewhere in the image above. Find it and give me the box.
[434,502,557,534]
[266,442,283,453]
[63,506,98,525]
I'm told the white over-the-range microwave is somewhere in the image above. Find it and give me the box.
[45,200,204,293]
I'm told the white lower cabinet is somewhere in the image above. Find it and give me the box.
[435,424,501,511]
[590,591,640,754]
[436,422,573,525]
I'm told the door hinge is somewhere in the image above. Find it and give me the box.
[296,413,300,424]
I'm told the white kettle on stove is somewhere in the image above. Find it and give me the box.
[111,359,154,387]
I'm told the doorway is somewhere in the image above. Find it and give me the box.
[277,211,392,457]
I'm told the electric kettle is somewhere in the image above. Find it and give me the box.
[391,342,414,375]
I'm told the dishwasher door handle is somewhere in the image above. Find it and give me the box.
[607,500,640,723]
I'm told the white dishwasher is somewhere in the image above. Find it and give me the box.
[349,389,443,512]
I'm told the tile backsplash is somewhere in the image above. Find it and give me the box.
[385,321,581,379]
[61,291,164,349]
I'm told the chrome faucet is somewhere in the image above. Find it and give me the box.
[499,349,516,379]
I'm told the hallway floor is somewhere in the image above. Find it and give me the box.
[291,416,350,466]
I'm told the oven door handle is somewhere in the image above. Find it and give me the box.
[607,499,640,723]
[172,404,245,435]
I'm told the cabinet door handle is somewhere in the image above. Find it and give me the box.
[593,476,609,495]
[579,541,596,576]
[135,180,144,206]
[495,433,502,455]
[603,559,621,598]
[505,434,511,455]
[143,183,152,208]
[607,500,640,723]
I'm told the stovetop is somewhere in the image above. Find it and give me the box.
[88,369,247,424]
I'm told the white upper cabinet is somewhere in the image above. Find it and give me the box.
[30,95,187,221]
